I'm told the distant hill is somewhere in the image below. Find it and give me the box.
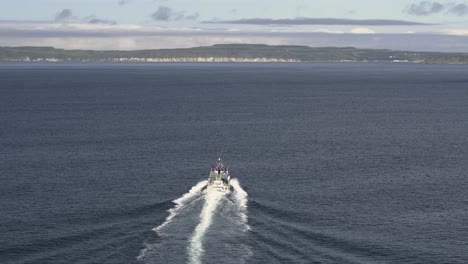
[1,44,468,64]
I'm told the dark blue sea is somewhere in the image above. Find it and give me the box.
[1,62,467,264]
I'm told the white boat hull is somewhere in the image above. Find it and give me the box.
[207,158,231,193]
[208,180,230,193]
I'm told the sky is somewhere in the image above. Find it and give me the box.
[2,0,468,51]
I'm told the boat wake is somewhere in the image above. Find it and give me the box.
[138,179,251,264]
[154,180,208,233]
[230,178,250,232]
[188,189,223,264]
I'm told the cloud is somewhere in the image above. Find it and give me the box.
[440,28,468,35]
[118,0,132,6]
[56,10,116,25]
[406,1,444,15]
[151,6,200,21]
[152,6,172,21]
[88,19,117,25]
[173,11,186,21]
[186,13,200,20]
[312,29,345,34]
[55,9,77,22]
[350,27,376,34]
[204,18,431,26]
[406,1,468,16]
[3,21,468,52]
[447,3,468,16]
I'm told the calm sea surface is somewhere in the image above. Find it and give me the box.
[1,63,467,264]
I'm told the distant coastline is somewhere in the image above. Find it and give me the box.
[1,44,468,64]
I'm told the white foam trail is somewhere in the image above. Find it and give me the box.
[230,178,250,231]
[140,179,250,263]
[153,180,207,233]
[188,189,223,264]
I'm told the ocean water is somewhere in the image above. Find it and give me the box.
[1,62,467,264]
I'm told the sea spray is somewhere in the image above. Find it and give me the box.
[138,181,207,261]
[153,180,207,233]
[188,189,223,264]
[139,179,251,263]
[230,178,250,231]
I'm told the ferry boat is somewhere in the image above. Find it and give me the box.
[207,158,231,192]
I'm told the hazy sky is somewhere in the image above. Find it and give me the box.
[2,0,468,51]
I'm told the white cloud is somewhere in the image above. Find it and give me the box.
[2,21,468,52]
[312,29,345,34]
[0,21,202,36]
[440,28,468,35]
[350,27,376,34]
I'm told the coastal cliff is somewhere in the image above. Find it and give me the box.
[1,44,468,64]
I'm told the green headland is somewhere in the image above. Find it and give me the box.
[1,44,468,64]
